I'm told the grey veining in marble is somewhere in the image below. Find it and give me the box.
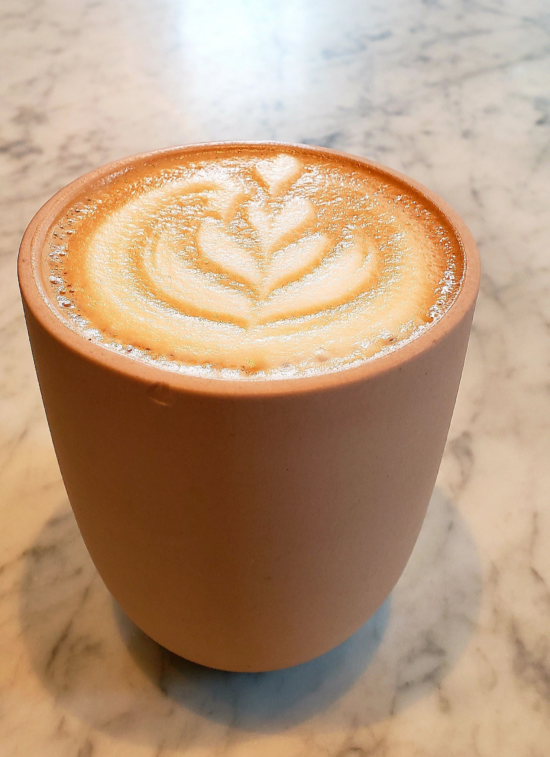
[1,1,549,755]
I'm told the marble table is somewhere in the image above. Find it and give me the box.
[1,1,549,755]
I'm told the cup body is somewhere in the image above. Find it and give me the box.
[18,144,480,672]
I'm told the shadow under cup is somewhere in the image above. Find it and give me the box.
[18,143,480,672]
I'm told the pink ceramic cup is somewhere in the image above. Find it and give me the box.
[18,143,480,672]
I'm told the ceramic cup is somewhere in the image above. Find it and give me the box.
[18,143,480,672]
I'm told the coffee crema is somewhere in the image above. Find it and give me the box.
[42,145,463,379]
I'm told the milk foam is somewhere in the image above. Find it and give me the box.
[44,146,463,378]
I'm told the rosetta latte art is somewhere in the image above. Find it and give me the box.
[45,147,463,378]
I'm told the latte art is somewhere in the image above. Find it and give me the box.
[44,146,463,378]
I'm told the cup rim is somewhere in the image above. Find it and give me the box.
[18,141,480,398]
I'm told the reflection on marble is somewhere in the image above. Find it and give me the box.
[1,0,549,755]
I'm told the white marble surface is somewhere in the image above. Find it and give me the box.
[1,0,549,755]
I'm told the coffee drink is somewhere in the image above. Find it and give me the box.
[42,144,463,379]
[21,143,479,671]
